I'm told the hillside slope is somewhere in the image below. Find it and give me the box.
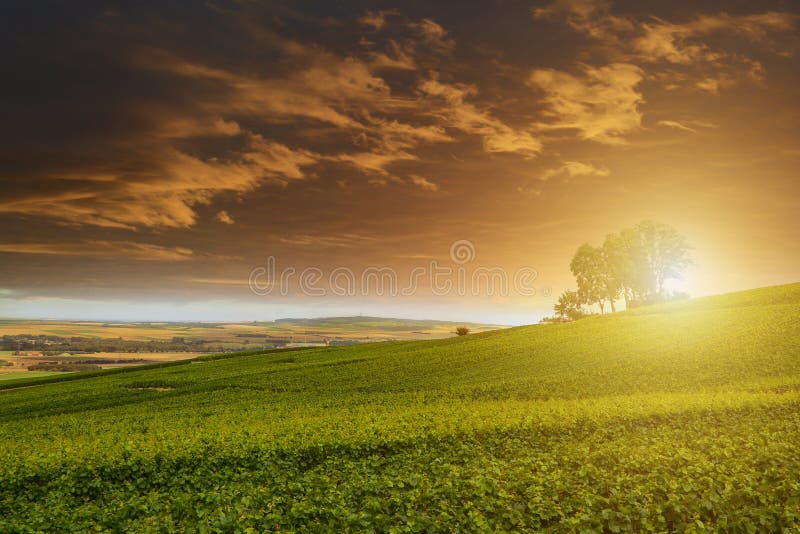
[1,283,799,531]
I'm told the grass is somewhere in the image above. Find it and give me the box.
[0,371,63,381]
[0,283,799,531]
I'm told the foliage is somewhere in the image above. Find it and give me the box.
[561,221,692,316]
[635,220,693,295]
[570,244,616,313]
[603,229,642,307]
[26,362,102,372]
[455,327,470,336]
[1,283,799,531]
[554,290,585,321]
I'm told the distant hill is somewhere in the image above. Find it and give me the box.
[272,315,503,328]
[1,283,799,530]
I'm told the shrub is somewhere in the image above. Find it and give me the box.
[27,362,102,372]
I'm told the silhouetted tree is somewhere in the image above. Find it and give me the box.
[570,244,608,313]
[568,220,692,312]
[602,230,642,308]
[554,290,584,321]
[634,220,692,297]
[455,327,470,336]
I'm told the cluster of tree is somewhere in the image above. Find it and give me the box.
[27,362,102,372]
[554,220,692,321]
[1,335,253,354]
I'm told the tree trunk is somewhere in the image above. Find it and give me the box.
[598,300,605,314]
[609,298,616,313]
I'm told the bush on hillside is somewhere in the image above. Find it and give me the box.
[27,362,102,372]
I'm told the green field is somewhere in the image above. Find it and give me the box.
[1,284,799,531]
[0,371,62,381]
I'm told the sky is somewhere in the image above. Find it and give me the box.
[0,0,798,325]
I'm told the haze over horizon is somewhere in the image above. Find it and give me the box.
[1,0,798,325]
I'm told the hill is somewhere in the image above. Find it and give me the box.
[272,315,501,330]
[1,283,799,531]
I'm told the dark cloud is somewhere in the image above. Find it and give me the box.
[1,1,546,230]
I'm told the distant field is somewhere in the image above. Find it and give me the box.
[66,351,201,362]
[0,317,500,343]
[0,352,202,376]
[0,317,502,378]
[0,283,798,530]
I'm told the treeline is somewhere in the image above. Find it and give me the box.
[2,335,206,354]
[27,362,102,372]
[550,220,692,321]
[1,335,281,354]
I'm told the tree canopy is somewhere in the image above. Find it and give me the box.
[554,290,584,321]
[557,221,692,319]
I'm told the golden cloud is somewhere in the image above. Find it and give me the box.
[408,174,440,192]
[335,150,418,175]
[17,6,785,234]
[535,0,796,93]
[359,10,391,30]
[528,63,644,145]
[419,79,542,157]
[0,241,195,261]
[215,210,234,225]
[657,120,697,133]
[409,19,455,52]
[0,136,320,229]
[1,12,562,232]
[368,41,417,71]
[634,12,796,65]
[540,161,610,181]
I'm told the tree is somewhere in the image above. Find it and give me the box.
[554,290,584,321]
[570,244,608,313]
[455,327,470,336]
[602,230,640,308]
[635,220,693,297]
[582,221,692,310]
[598,243,624,312]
